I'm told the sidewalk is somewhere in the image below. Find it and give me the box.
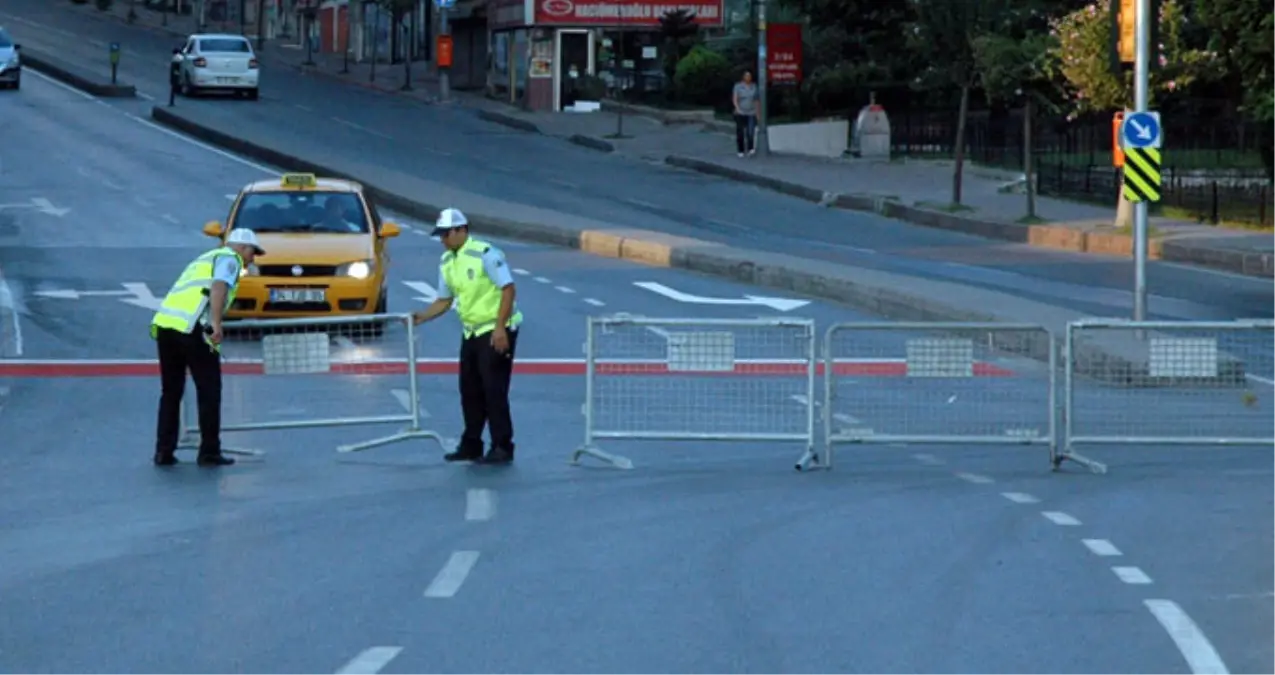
[66,1,1274,277]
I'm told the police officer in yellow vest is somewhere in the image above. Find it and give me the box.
[413,208,522,465]
[150,228,265,468]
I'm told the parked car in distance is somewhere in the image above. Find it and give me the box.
[177,32,258,100]
[0,26,21,90]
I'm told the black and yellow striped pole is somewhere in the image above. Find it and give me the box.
[1121,147,1162,204]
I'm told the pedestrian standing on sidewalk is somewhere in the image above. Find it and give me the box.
[732,71,759,157]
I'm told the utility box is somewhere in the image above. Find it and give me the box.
[852,103,891,160]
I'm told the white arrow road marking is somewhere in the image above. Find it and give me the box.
[402,280,438,303]
[634,281,810,312]
[34,289,133,299]
[30,198,71,217]
[119,283,163,310]
[335,646,403,675]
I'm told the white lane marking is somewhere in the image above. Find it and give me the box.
[465,489,496,521]
[533,276,551,283]
[225,194,238,201]
[294,103,314,112]
[335,646,403,674]
[162,213,180,224]
[1042,511,1081,526]
[1114,566,1153,584]
[137,91,156,101]
[1001,492,1040,504]
[512,268,530,276]
[913,453,944,465]
[1245,373,1274,387]
[624,197,661,210]
[25,68,98,102]
[424,551,480,598]
[954,472,994,484]
[584,298,605,306]
[1144,599,1230,675]
[555,286,575,294]
[549,178,578,189]
[1083,539,1122,556]
[0,265,23,357]
[332,117,393,140]
[422,147,454,157]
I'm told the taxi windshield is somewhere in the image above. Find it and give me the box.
[233,191,369,233]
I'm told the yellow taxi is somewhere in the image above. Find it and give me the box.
[201,173,402,319]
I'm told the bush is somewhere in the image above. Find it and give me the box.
[94,0,113,9]
[673,45,734,107]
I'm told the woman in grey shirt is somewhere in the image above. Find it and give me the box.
[731,71,759,157]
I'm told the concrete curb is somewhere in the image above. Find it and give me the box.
[476,109,541,133]
[665,154,1273,279]
[568,134,614,153]
[147,105,1251,386]
[20,49,136,98]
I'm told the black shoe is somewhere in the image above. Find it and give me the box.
[153,453,179,466]
[444,443,484,462]
[197,454,235,467]
[476,447,514,465]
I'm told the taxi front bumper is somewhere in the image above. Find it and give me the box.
[227,276,384,319]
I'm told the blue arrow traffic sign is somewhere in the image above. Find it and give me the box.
[1121,111,1162,149]
[435,0,456,8]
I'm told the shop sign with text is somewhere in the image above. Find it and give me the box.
[534,0,724,26]
[766,23,802,85]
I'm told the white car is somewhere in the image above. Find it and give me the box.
[0,26,20,90]
[177,33,259,100]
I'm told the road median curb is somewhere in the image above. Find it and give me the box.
[21,48,136,98]
[568,134,614,153]
[476,109,541,133]
[147,105,1250,386]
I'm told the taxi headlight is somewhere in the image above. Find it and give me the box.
[338,260,372,280]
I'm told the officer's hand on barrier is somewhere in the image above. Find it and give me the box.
[209,322,223,345]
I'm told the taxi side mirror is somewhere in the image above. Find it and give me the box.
[202,221,223,238]
[379,221,401,238]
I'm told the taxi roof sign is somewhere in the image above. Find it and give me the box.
[280,173,318,188]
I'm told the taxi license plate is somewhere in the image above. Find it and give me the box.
[270,289,325,303]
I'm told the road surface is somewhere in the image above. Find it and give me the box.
[0,41,1270,675]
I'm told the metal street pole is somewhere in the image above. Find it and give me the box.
[755,0,768,155]
[1132,0,1149,321]
[438,4,451,102]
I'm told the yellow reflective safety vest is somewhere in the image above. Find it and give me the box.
[441,237,522,339]
[150,247,242,339]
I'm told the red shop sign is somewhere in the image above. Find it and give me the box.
[534,0,724,26]
[766,23,802,85]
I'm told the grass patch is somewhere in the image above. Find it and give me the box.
[1158,206,1274,231]
[896,148,1266,171]
[1111,224,1165,237]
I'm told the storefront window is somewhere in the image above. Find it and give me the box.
[512,29,529,99]
[598,30,664,99]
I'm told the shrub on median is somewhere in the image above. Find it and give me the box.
[673,45,734,107]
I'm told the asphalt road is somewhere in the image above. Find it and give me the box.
[1,0,1272,326]
[0,31,1272,675]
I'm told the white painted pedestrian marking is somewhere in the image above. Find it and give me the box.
[913,453,944,465]
[633,281,810,312]
[1042,511,1081,526]
[402,280,438,303]
[1001,492,1039,504]
[162,213,180,224]
[0,265,23,357]
[1083,539,1122,556]
[1144,600,1230,674]
[534,276,551,283]
[1114,566,1153,584]
[465,489,495,521]
[555,285,575,294]
[584,298,605,306]
[0,197,71,216]
[424,551,480,598]
[512,268,530,276]
[335,646,403,674]
[954,472,993,484]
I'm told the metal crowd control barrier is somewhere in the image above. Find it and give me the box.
[176,312,447,456]
[822,322,1058,468]
[571,316,820,471]
[1061,318,1275,471]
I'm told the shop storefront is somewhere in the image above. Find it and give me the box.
[486,0,723,111]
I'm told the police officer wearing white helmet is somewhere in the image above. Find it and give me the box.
[413,208,522,465]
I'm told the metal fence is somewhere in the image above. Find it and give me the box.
[176,313,446,456]
[822,322,1058,469]
[1062,319,1275,469]
[571,316,819,471]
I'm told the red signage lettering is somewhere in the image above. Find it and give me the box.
[534,0,725,26]
[766,23,802,85]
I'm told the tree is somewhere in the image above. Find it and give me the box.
[379,0,415,89]
[658,9,699,96]
[1192,0,1274,175]
[909,0,1013,206]
[1050,0,1215,225]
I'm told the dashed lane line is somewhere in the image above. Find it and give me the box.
[1042,511,1081,526]
[555,285,575,294]
[912,453,944,466]
[533,276,551,284]
[424,551,480,598]
[1001,492,1039,504]
[1082,539,1122,556]
[954,472,994,485]
[1113,566,1153,585]
[584,298,605,306]
[334,646,403,674]
[465,489,496,522]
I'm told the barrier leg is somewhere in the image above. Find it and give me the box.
[571,444,634,470]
